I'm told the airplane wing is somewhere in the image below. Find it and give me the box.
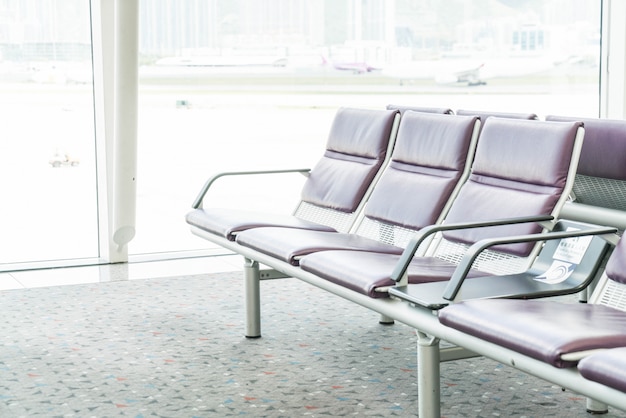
[453,63,486,86]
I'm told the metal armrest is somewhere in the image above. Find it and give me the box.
[441,223,618,301]
[390,214,555,283]
[192,168,311,209]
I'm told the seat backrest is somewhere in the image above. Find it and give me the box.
[546,115,626,232]
[295,107,399,232]
[431,117,584,274]
[456,109,538,133]
[387,104,454,115]
[456,109,538,121]
[352,110,480,249]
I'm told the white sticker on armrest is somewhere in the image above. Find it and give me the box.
[534,260,575,284]
[553,229,593,264]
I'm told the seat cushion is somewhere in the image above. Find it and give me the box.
[547,115,626,180]
[578,347,626,393]
[301,151,385,212]
[363,112,477,230]
[186,208,336,241]
[301,108,397,211]
[299,250,485,298]
[439,299,626,368]
[441,118,581,256]
[235,228,404,265]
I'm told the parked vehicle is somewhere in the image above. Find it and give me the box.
[49,151,80,167]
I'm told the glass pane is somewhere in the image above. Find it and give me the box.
[0,0,98,266]
[134,0,601,255]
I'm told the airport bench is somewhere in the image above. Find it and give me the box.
[191,108,482,330]
[390,115,626,416]
[187,108,626,416]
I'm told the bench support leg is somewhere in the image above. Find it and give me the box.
[379,314,395,325]
[417,331,441,418]
[244,257,261,338]
[586,398,608,414]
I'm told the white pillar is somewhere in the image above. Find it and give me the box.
[601,0,626,119]
[111,0,139,260]
[91,0,115,263]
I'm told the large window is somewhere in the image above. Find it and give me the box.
[0,0,605,267]
[133,0,602,256]
[0,0,98,267]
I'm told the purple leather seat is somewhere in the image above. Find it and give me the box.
[186,107,398,240]
[439,235,626,368]
[433,118,578,256]
[578,348,626,393]
[455,109,538,134]
[408,117,626,306]
[234,111,479,265]
[186,209,338,241]
[300,249,487,297]
[547,115,626,212]
[299,117,582,297]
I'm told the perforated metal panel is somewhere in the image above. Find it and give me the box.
[355,215,532,274]
[433,238,529,276]
[597,280,626,312]
[357,217,427,249]
[573,175,626,211]
[294,202,355,233]
[357,216,531,275]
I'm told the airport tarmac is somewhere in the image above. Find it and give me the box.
[0,71,600,269]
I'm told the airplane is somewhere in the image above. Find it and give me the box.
[433,63,486,86]
[154,55,288,68]
[382,55,559,87]
[319,56,381,74]
[382,59,486,86]
[330,60,381,74]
